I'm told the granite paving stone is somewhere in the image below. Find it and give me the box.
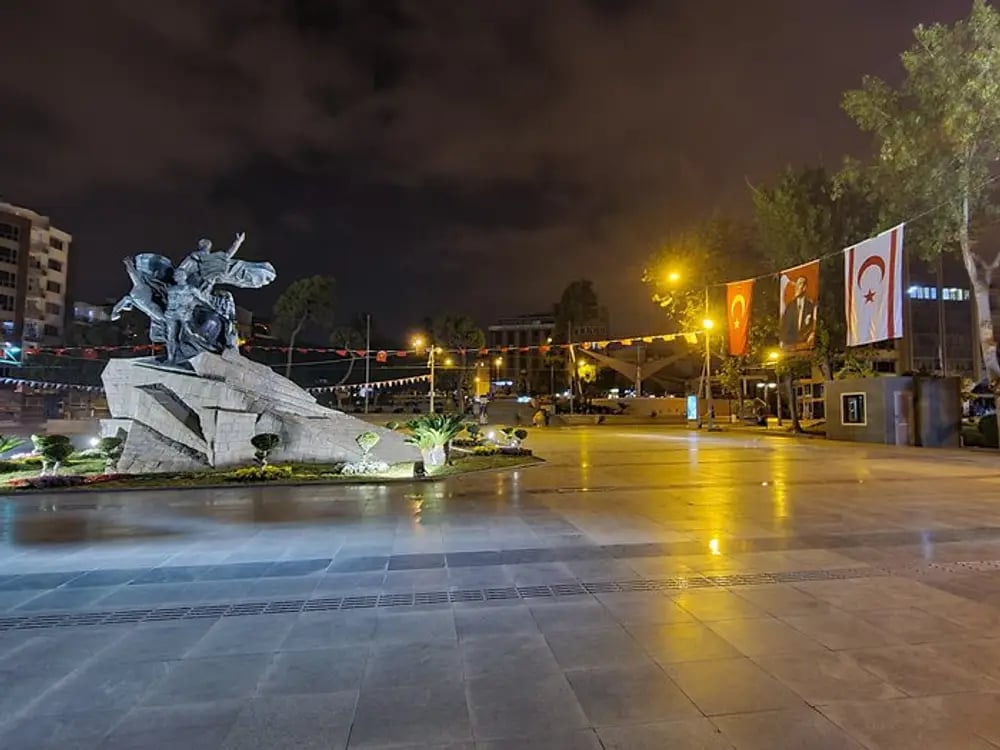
[4,428,1000,748]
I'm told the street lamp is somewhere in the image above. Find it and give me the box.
[702,318,716,431]
[412,336,438,414]
[766,349,782,426]
[494,356,503,392]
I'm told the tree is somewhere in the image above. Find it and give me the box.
[272,276,335,378]
[554,280,603,341]
[431,314,485,410]
[717,356,744,418]
[751,166,881,380]
[642,218,762,336]
[329,325,366,386]
[554,280,604,399]
[843,0,1000,397]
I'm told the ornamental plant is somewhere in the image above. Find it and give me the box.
[0,434,25,455]
[97,437,124,472]
[250,433,281,467]
[404,413,464,469]
[356,431,380,457]
[30,434,74,476]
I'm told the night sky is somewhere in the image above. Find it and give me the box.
[0,0,973,340]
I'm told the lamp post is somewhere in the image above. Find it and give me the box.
[412,336,438,414]
[363,314,371,414]
[702,316,716,431]
[767,349,782,426]
[494,356,503,393]
[661,270,717,430]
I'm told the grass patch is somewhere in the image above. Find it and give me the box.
[1,454,541,492]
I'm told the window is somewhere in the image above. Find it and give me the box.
[841,393,867,426]
[0,271,15,288]
[47,259,63,272]
[0,223,19,241]
[45,302,61,316]
[0,246,16,264]
[908,285,969,302]
[43,324,59,337]
[0,294,14,311]
[45,280,61,293]
[49,237,64,250]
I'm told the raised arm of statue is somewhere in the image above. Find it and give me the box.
[226,232,245,259]
[123,257,140,285]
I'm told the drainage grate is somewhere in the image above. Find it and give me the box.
[896,560,1000,575]
[0,565,891,633]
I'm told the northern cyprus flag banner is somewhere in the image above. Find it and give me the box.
[844,223,905,347]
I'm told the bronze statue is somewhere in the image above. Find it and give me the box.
[111,233,275,365]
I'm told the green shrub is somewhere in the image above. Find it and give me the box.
[98,437,124,472]
[0,460,21,474]
[979,414,999,448]
[225,464,293,482]
[472,445,498,456]
[356,431,380,456]
[30,434,74,475]
[0,434,25,455]
[250,433,281,466]
[385,421,400,431]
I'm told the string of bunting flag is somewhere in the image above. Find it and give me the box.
[307,374,431,393]
[23,331,705,359]
[0,374,432,394]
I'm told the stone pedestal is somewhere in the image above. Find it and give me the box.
[101,350,418,473]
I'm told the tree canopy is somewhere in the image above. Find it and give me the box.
[272,275,335,377]
[843,0,1000,385]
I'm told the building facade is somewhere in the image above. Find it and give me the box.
[72,301,111,324]
[488,313,556,393]
[902,255,996,378]
[0,202,71,347]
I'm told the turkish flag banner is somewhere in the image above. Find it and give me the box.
[726,279,754,356]
[779,260,820,352]
[845,224,904,347]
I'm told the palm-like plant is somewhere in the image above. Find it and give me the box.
[404,414,464,469]
[0,434,25,455]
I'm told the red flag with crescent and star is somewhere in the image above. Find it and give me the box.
[844,223,904,347]
[726,279,754,356]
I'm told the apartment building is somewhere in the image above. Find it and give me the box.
[0,201,71,347]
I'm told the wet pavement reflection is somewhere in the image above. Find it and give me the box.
[3,427,1000,748]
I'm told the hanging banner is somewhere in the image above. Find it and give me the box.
[726,279,754,356]
[845,224,904,347]
[779,260,820,352]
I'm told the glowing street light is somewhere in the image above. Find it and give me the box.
[702,318,714,330]
[667,270,681,284]
[767,350,780,362]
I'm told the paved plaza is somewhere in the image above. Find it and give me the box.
[2,427,1000,748]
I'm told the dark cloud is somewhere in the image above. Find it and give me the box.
[0,0,974,337]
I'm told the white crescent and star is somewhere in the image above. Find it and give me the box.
[729,293,746,328]
[857,254,885,304]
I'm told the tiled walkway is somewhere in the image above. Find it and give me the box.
[2,428,1000,748]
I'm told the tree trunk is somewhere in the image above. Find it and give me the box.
[785,374,803,433]
[957,192,1000,414]
[458,350,468,415]
[337,355,357,386]
[284,319,305,379]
